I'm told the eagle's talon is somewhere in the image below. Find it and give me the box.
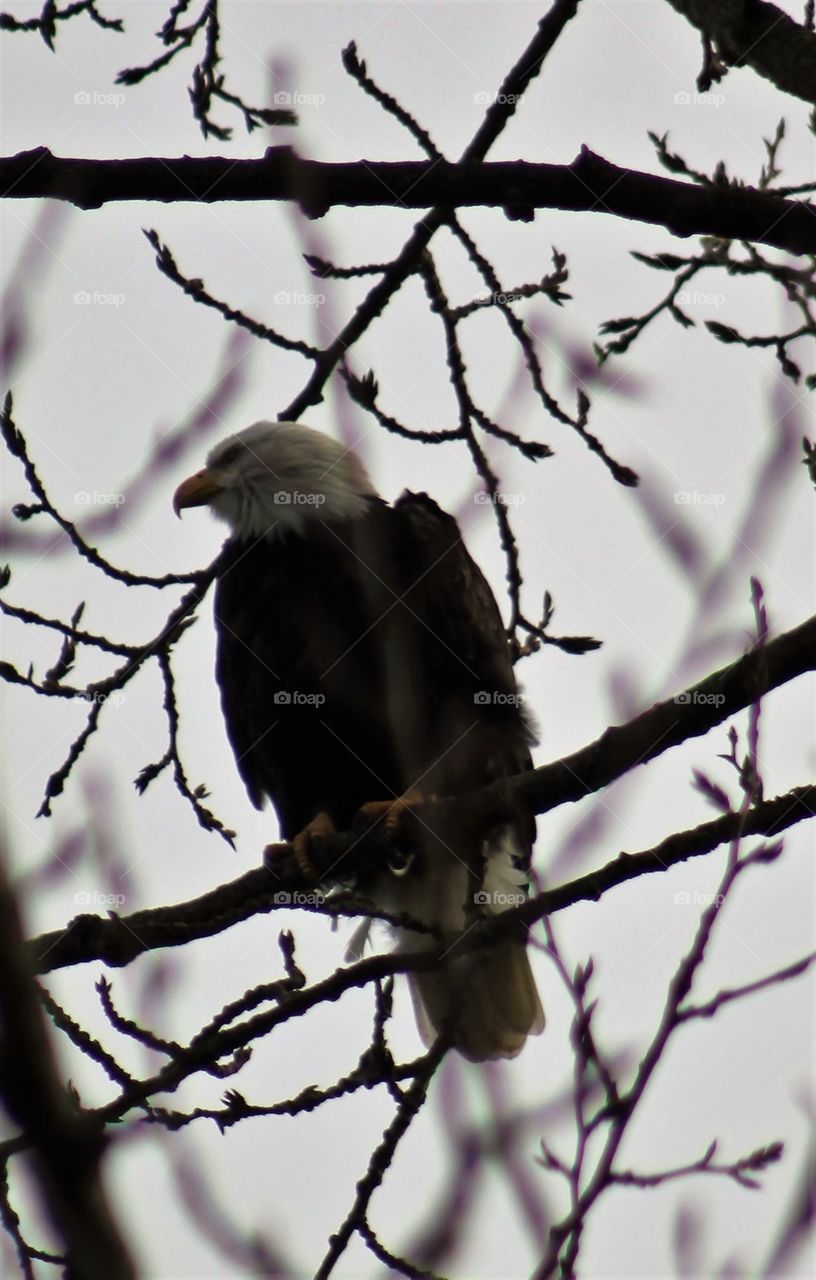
[358,787,433,836]
[263,840,289,871]
[291,810,336,882]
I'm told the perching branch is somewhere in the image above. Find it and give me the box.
[26,768,815,976]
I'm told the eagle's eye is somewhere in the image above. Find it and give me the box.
[216,442,245,469]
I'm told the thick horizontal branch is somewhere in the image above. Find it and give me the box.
[28,780,814,977]
[26,611,815,975]
[511,610,816,818]
[2,146,814,255]
[520,783,815,927]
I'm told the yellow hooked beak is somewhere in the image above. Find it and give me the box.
[172,467,225,517]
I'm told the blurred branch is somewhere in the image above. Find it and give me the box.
[612,1138,784,1190]
[762,1117,816,1275]
[0,847,135,1277]
[664,0,816,104]
[677,950,816,1022]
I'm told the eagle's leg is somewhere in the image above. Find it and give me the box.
[357,787,435,834]
[265,811,336,882]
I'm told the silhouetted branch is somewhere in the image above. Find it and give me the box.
[144,229,320,359]
[95,975,182,1059]
[0,0,122,45]
[598,126,816,378]
[1,148,813,253]
[357,1221,445,1280]
[534,603,778,1276]
[537,838,788,1275]
[0,392,200,587]
[0,0,295,138]
[315,1038,448,1280]
[151,1051,429,1133]
[27,775,816,977]
[37,982,135,1090]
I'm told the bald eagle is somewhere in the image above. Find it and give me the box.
[174,422,544,1060]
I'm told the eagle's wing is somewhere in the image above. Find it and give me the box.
[386,493,545,1060]
[213,519,408,833]
[213,544,287,813]
[392,490,536,792]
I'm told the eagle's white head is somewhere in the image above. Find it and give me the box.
[173,421,379,540]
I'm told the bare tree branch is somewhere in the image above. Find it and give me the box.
[27,775,815,977]
[1,147,813,254]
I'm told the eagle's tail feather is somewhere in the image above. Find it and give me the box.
[409,936,545,1062]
